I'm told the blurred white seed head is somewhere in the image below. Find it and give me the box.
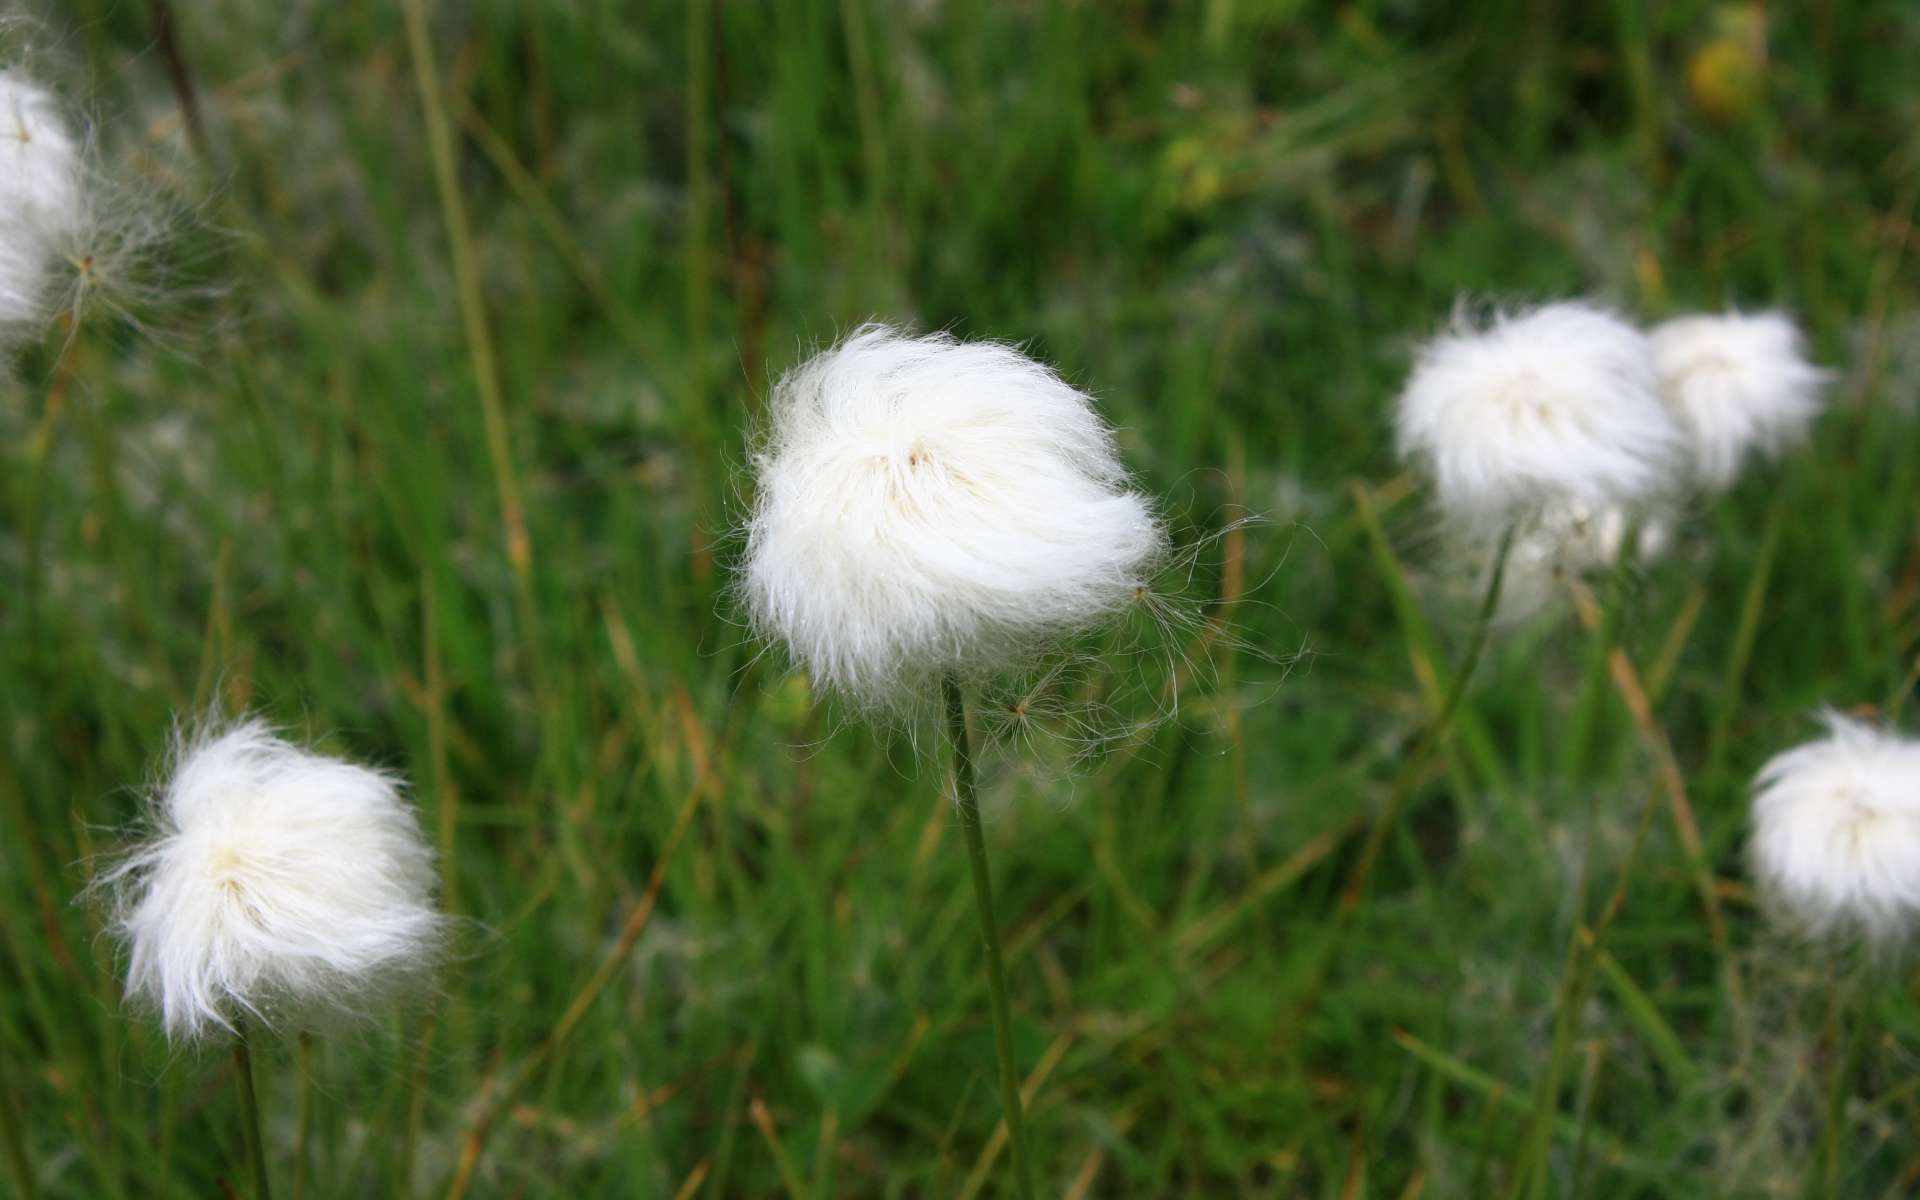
[0,59,217,353]
[1489,498,1673,618]
[742,324,1167,712]
[1546,499,1670,570]
[0,67,85,339]
[1749,711,1920,945]
[1395,301,1686,534]
[1650,311,1829,490]
[102,719,444,1042]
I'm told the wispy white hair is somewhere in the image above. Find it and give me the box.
[742,324,1167,711]
[1749,712,1920,945]
[1650,311,1829,490]
[1395,301,1685,533]
[0,68,84,339]
[102,719,444,1042]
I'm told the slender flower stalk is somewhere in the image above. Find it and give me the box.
[1702,490,1789,788]
[945,677,1035,1200]
[1814,971,1873,1200]
[143,0,209,162]
[232,1029,272,1200]
[1561,518,1642,780]
[1340,522,1516,914]
[293,1033,314,1200]
[1289,519,1516,1024]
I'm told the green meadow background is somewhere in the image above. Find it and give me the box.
[4,1,1919,1196]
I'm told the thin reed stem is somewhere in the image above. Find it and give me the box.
[146,0,209,161]
[401,0,550,710]
[944,675,1037,1200]
[232,1028,273,1200]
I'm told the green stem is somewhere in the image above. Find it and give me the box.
[293,1033,312,1200]
[400,1014,436,1194]
[1288,525,1517,1032]
[233,1030,273,1200]
[1817,970,1872,1199]
[944,675,1036,1200]
[1703,491,1786,786]
[1350,482,1508,793]
[1562,521,1640,782]
[1430,526,1518,757]
[402,0,550,713]
[1341,523,1516,912]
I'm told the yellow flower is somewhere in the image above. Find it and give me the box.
[1687,5,1767,123]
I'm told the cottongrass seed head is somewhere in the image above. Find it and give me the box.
[1,53,221,354]
[1749,711,1920,946]
[1650,310,1829,490]
[0,66,85,341]
[742,324,1167,713]
[1395,300,1686,535]
[101,718,445,1042]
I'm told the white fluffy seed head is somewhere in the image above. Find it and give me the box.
[741,324,1167,712]
[0,68,84,338]
[102,719,445,1042]
[1395,301,1686,533]
[1749,712,1920,946]
[1650,311,1829,490]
